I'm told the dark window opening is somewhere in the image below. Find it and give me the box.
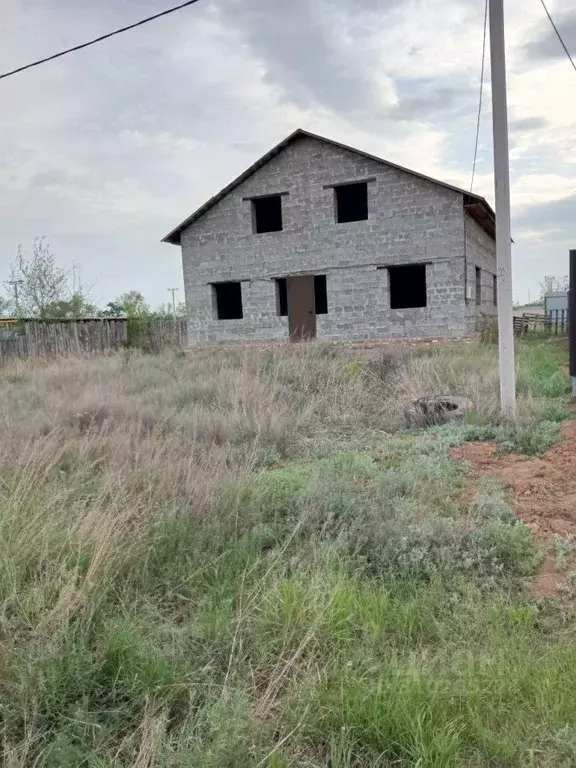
[388,264,427,309]
[493,274,498,307]
[276,278,288,316]
[335,182,368,223]
[314,274,328,314]
[475,267,482,306]
[252,195,283,233]
[212,281,243,320]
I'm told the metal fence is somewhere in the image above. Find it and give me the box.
[546,309,568,333]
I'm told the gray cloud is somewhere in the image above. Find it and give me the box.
[509,116,549,132]
[515,194,576,236]
[215,0,400,118]
[390,77,476,121]
[512,195,576,301]
[524,12,576,61]
[0,0,573,309]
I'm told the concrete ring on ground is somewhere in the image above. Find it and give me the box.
[404,395,473,429]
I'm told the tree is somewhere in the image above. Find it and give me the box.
[540,275,569,298]
[9,238,68,317]
[100,291,150,318]
[100,301,125,317]
[118,291,149,318]
[98,291,151,347]
[0,297,13,317]
[154,301,187,317]
[7,238,94,319]
[43,294,98,319]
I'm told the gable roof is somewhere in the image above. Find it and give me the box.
[162,128,495,245]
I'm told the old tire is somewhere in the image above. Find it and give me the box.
[404,395,472,429]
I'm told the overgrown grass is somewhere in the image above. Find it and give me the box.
[0,337,572,765]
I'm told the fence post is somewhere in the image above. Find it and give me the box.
[570,250,576,397]
[555,309,559,335]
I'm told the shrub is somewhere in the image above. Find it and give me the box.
[222,449,537,584]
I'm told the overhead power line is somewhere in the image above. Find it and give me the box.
[539,0,576,73]
[470,0,489,192]
[0,0,203,82]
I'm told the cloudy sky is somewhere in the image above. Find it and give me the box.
[1,0,575,308]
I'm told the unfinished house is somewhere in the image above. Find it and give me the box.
[163,129,497,342]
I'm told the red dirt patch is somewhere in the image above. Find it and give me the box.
[452,421,576,595]
[451,421,576,541]
[534,555,566,596]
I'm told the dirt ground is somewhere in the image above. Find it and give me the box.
[452,421,576,595]
[452,421,576,541]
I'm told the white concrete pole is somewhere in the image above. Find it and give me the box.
[489,0,516,422]
[168,287,178,316]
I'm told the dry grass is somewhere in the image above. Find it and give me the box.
[0,340,567,633]
[392,341,566,425]
[0,338,572,766]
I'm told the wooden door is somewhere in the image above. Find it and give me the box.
[287,275,316,341]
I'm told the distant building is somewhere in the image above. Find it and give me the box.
[164,129,497,342]
[545,292,568,318]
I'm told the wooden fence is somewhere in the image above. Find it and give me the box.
[513,310,568,335]
[0,317,189,361]
[147,317,188,352]
[0,319,128,360]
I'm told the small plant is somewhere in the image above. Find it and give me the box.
[126,315,151,350]
[478,313,498,344]
[465,408,489,426]
[499,421,561,456]
[552,536,574,571]
[341,360,362,379]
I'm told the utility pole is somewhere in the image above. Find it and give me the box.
[6,279,24,314]
[167,287,178,316]
[489,0,516,422]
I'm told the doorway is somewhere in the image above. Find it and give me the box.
[286,275,316,341]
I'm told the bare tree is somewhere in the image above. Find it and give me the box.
[539,275,569,299]
[7,238,95,319]
[0,296,13,317]
[9,238,68,317]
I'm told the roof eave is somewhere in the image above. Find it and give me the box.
[161,128,498,244]
[464,196,496,240]
[162,229,183,245]
[161,129,306,245]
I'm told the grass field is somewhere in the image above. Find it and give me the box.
[0,338,573,767]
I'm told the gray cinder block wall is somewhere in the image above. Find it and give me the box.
[465,213,499,333]
[171,133,497,342]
